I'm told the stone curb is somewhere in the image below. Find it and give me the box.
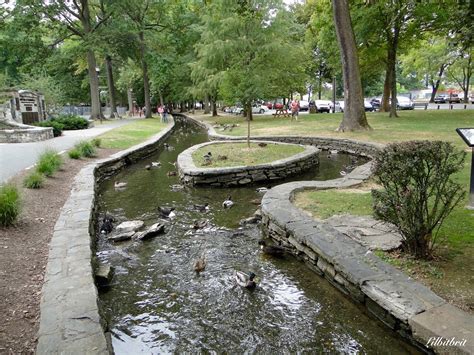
[178,114,474,354]
[0,120,53,143]
[177,140,319,187]
[36,119,176,355]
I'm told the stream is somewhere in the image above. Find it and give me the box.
[96,118,418,354]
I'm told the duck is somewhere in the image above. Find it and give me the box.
[193,219,208,229]
[114,181,127,189]
[151,161,161,167]
[258,240,288,257]
[99,214,114,234]
[171,184,184,191]
[250,198,261,205]
[145,164,152,170]
[203,152,213,165]
[158,206,176,218]
[194,255,206,274]
[339,170,347,176]
[167,171,177,177]
[194,203,210,212]
[258,142,267,147]
[222,196,234,209]
[256,187,269,194]
[234,271,257,289]
[164,143,174,151]
[217,155,228,161]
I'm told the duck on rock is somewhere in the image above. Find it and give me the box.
[234,271,257,289]
[222,196,233,209]
[194,203,210,212]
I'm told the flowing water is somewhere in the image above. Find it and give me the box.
[97,118,418,354]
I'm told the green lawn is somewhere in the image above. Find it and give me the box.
[197,110,473,148]
[98,117,168,149]
[192,142,305,168]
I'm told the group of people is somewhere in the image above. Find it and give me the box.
[157,105,170,123]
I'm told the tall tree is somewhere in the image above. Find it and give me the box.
[32,0,110,120]
[331,0,370,131]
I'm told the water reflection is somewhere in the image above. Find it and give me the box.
[97,118,418,354]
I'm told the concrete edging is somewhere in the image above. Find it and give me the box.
[177,140,319,187]
[36,119,176,354]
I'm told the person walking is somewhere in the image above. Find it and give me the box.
[158,105,164,122]
[162,105,168,123]
[291,99,300,121]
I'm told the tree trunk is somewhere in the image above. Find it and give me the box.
[246,102,252,148]
[429,64,447,102]
[138,31,152,118]
[332,0,370,131]
[463,54,472,103]
[127,88,133,116]
[211,97,218,116]
[204,94,210,114]
[86,50,103,121]
[381,66,391,112]
[105,55,118,118]
[389,25,399,118]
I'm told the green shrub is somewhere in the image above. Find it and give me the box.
[23,172,44,189]
[33,121,64,137]
[51,114,89,130]
[68,148,82,159]
[372,141,465,259]
[76,141,96,158]
[91,138,101,148]
[0,184,21,227]
[36,149,63,177]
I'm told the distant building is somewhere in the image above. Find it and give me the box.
[0,89,46,124]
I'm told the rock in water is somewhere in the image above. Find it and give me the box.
[116,220,144,233]
[95,264,114,288]
[108,231,135,243]
[134,223,165,241]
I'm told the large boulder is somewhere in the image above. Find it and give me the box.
[115,220,144,233]
[134,223,165,241]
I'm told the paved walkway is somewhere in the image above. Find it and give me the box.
[0,119,135,183]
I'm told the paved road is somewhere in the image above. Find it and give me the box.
[0,119,135,183]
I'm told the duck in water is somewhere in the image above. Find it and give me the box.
[222,196,233,209]
[258,240,288,257]
[234,271,257,289]
[194,254,206,274]
[158,206,176,218]
[114,181,127,189]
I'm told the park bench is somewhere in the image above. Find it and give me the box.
[273,108,290,118]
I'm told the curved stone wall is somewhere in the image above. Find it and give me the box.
[36,120,176,354]
[177,140,319,187]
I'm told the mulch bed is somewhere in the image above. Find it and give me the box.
[0,148,118,354]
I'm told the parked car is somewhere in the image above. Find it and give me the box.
[448,93,461,103]
[470,94,474,104]
[299,100,309,111]
[232,106,244,115]
[336,100,373,112]
[434,94,449,104]
[396,96,414,110]
[314,100,331,113]
[251,104,269,114]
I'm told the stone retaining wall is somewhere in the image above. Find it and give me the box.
[177,140,319,187]
[36,120,176,354]
[0,120,53,143]
[261,178,473,354]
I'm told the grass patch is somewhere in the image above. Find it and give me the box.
[294,188,373,219]
[68,148,82,159]
[23,172,44,189]
[98,117,168,149]
[76,141,96,158]
[91,138,101,148]
[36,149,63,177]
[0,184,21,226]
[192,142,305,168]
[198,110,473,149]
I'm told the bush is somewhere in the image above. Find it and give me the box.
[51,114,89,130]
[76,141,96,158]
[34,121,64,137]
[372,141,465,259]
[68,148,82,159]
[23,172,44,189]
[0,185,21,227]
[36,149,63,177]
[91,138,101,148]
